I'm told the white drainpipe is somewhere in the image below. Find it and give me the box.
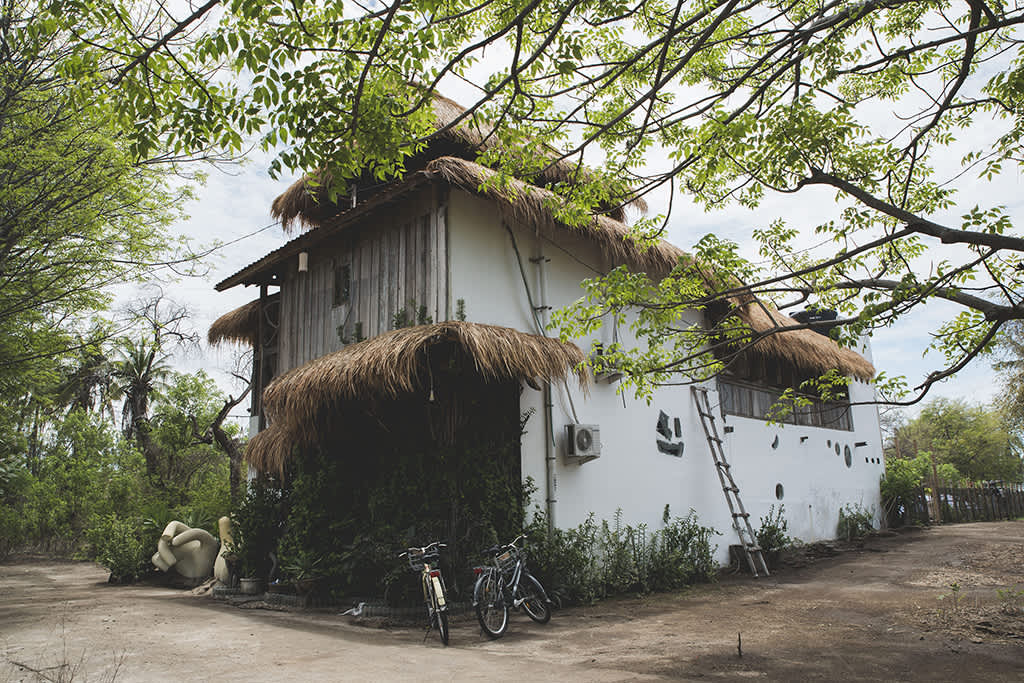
[506,223,557,532]
[533,244,556,532]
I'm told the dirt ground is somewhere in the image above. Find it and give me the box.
[2,521,1023,682]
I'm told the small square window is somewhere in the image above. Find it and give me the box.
[334,264,351,307]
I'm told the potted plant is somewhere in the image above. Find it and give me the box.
[281,550,324,606]
[230,479,283,594]
[754,504,791,569]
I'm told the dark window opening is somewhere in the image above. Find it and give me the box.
[334,263,351,307]
[716,347,853,431]
[719,378,853,431]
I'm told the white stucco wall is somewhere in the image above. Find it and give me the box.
[446,189,884,563]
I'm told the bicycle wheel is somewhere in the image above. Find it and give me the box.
[474,570,508,638]
[436,608,450,646]
[423,573,450,646]
[432,575,450,646]
[518,573,551,624]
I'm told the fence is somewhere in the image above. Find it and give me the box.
[886,482,1024,528]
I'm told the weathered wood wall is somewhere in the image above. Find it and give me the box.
[277,186,449,374]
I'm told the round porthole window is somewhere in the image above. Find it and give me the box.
[844,445,852,468]
[771,434,780,449]
[775,483,784,500]
[835,443,841,456]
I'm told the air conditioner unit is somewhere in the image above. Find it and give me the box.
[566,424,601,462]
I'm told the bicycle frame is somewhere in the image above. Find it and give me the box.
[473,534,551,638]
[491,535,538,606]
[422,557,446,609]
[400,541,449,645]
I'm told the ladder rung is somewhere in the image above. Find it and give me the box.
[693,386,769,578]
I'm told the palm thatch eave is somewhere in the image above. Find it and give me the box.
[208,296,277,347]
[425,156,684,276]
[244,321,587,474]
[733,301,875,382]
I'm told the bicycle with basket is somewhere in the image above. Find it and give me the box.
[399,541,450,645]
[473,534,551,638]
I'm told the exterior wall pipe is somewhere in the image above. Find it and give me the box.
[536,245,557,533]
[505,223,556,532]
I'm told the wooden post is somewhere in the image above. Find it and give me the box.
[929,458,941,523]
[257,284,267,431]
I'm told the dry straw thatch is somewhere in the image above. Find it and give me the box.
[244,423,294,476]
[245,321,585,473]
[208,298,260,347]
[270,92,644,232]
[207,294,280,347]
[732,300,875,382]
[426,156,684,275]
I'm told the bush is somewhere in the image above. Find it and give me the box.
[837,503,875,541]
[756,504,791,551]
[525,506,719,604]
[84,513,158,583]
[230,477,284,579]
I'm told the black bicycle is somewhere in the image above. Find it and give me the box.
[399,541,450,645]
[473,534,551,638]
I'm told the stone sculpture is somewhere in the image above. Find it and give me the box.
[214,516,234,585]
[151,521,218,581]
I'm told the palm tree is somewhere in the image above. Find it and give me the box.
[55,326,118,420]
[112,338,171,475]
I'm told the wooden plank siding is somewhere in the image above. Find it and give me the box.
[276,187,448,375]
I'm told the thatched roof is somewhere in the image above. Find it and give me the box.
[245,321,586,474]
[207,294,279,347]
[245,424,294,476]
[427,156,685,275]
[733,301,875,382]
[270,93,645,232]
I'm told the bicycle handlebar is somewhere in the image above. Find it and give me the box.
[398,541,447,558]
[487,533,528,556]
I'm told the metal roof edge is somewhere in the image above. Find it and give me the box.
[214,172,435,291]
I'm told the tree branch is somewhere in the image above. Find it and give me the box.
[804,169,1024,253]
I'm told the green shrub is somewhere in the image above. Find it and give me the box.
[756,504,791,551]
[84,513,157,583]
[0,503,26,560]
[525,505,719,604]
[230,477,284,579]
[837,503,875,541]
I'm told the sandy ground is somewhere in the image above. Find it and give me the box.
[2,521,1023,682]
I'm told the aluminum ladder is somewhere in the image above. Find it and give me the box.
[691,386,770,577]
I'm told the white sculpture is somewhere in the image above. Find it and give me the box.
[214,516,234,585]
[151,521,218,581]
